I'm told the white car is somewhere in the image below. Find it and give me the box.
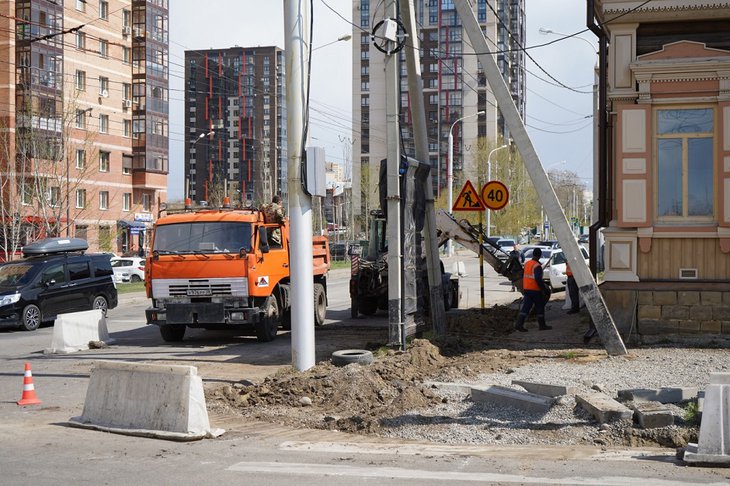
[111,257,145,283]
[544,247,590,291]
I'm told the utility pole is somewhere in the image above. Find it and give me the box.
[400,0,447,334]
[384,0,404,345]
[284,0,315,370]
[453,0,626,356]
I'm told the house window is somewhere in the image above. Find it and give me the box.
[99,39,108,58]
[655,107,714,220]
[99,76,109,96]
[123,46,131,64]
[76,31,86,50]
[76,0,85,12]
[99,191,109,210]
[99,1,108,20]
[75,70,86,90]
[76,149,86,169]
[122,9,130,27]
[123,119,131,137]
[122,155,132,175]
[75,109,86,129]
[99,115,108,134]
[49,187,60,207]
[76,189,86,208]
[22,181,32,205]
[99,151,110,171]
[123,192,131,211]
[142,194,151,212]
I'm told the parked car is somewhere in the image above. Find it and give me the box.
[111,256,145,283]
[496,238,516,253]
[536,240,560,249]
[0,238,118,331]
[330,243,348,261]
[544,247,590,291]
[578,234,589,245]
[522,247,554,266]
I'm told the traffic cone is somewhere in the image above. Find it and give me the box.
[17,362,42,406]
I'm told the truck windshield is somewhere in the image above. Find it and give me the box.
[153,222,252,254]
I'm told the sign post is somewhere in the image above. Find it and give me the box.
[453,180,487,312]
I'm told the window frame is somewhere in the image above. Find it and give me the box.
[75,188,86,209]
[99,190,109,210]
[653,105,716,224]
[99,151,110,171]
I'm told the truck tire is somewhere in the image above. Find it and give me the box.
[256,295,279,342]
[160,325,185,342]
[358,297,378,316]
[313,282,326,326]
[331,349,374,367]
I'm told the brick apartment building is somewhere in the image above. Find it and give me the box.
[184,46,287,207]
[0,0,169,256]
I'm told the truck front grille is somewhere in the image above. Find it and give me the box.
[152,278,247,298]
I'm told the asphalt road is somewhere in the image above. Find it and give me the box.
[2,253,727,485]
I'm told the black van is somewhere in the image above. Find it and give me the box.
[0,238,118,331]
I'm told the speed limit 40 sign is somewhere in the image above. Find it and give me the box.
[481,181,509,210]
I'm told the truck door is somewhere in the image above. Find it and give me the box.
[255,223,289,292]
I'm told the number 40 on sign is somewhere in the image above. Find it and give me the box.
[481,180,509,211]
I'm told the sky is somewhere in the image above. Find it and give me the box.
[168,0,595,200]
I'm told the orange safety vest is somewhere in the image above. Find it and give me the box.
[523,259,542,291]
[566,263,573,277]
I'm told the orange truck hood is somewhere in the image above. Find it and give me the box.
[149,255,248,280]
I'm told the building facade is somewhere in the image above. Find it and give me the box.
[351,0,526,229]
[0,0,168,255]
[184,46,287,207]
[593,0,730,337]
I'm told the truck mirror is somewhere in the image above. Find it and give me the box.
[259,227,270,254]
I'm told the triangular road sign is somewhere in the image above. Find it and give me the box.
[452,180,485,211]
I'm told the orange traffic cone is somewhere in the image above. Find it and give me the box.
[17,362,42,406]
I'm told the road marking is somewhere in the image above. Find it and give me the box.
[227,461,718,485]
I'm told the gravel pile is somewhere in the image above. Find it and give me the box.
[379,347,727,447]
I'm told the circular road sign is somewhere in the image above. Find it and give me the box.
[481,181,509,211]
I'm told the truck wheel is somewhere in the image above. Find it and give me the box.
[358,297,378,316]
[313,283,326,326]
[160,325,185,342]
[256,295,279,342]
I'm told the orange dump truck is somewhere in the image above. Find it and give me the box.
[145,205,330,343]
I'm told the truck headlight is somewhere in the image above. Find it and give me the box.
[0,293,21,307]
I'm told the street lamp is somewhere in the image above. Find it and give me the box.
[486,144,508,238]
[312,34,352,51]
[447,110,485,256]
[188,130,215,200]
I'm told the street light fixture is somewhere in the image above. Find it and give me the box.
[486,144,508,238]
[188,130,215,200]
[312,34,352,51]
[446,110,485,256]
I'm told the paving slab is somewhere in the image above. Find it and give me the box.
[511,380,577,398]
[617,387,698,404]
[470,385,554,414]
[576,392,632,423]
[630,402,674,429]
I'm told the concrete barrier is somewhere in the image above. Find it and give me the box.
[684,373,730,465]
[69,361,223,441]
[471,385,554,414]
[45,310,112,354]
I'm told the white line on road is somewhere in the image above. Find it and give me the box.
[227,461,719,485]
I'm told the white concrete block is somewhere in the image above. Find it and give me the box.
[45,310,111,354]
[69,360,223,441]
[684,383,730,465]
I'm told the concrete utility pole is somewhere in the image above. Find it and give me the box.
[400,0,447,334]
[284,0,315,370]
[453,0,626,356]
[384,0,404,345]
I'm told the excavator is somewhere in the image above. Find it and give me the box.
[349,207,524,318]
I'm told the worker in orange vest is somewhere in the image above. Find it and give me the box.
[514,247,552,332]
[566,263,579,314]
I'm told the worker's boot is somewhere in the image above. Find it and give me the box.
[537,315,552,331]
[514,314,528,332]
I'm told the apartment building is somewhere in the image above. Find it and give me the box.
[352,0,526,228]
[184,46,287,206]
[0,0,169,255]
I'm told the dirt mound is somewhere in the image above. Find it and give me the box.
[208,339,449,433]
